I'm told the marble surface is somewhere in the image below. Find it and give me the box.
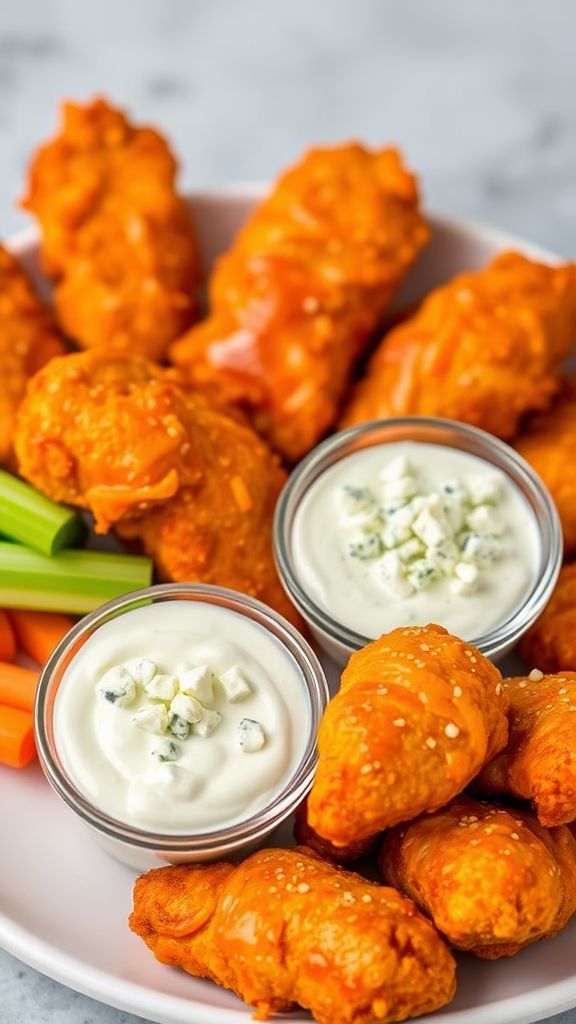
[1,0,576,1022]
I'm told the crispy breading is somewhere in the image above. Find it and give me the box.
[516,379,576,557]
[307,624,508,847]
[170,144,428,462]
[380,797,576,959]
[14,350,298,623]
[475,672,576,827]
[521,563,576,673]
[0,245,65,466]
[129,847,456,1024]
[22,98,200,360]
[341,252,576,438]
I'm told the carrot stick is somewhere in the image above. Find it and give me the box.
[0,704,35,768]
[0,610,16,662]
[0,662,39,712]
[7,609,75,666]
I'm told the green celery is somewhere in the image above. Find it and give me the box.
[0,470,84,556]
[0,542,153,613]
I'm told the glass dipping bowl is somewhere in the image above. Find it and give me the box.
[274,417,562,666]
[35,583,329,871]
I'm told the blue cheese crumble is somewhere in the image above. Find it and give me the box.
[98,666,136,707]
[98,659,265,764]
[339,455,505,598]
[237,718,266,752]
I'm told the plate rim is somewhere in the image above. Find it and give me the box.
[2,906,576,1024]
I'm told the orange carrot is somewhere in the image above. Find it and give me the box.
[0,662,39,712]
[0,610,16,662]
[7,609,75,666]
[0,704,35,768]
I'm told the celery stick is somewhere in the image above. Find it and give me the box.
[0,470,83,556]
[0,542,153,613]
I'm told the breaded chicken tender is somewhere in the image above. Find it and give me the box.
[14,350,297,623]
[342,252,576,438]
[22,98,200,360]
[130,847,456,1024]
[294,798,377,864]
[0,245,65,466]
[170,144,428,462]
[475,672,576,827]
[380,797,576,959]
[307,624,508,847]
[521,563,576,672]
[516,379,576,557]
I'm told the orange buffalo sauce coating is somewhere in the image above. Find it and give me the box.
[381,797,576,959]
[342,252,576,439]
[475,671,576,827]
[0,245,65,467]
[516,379,576,557]
[521,563,576,673]
[22,97,200,360]
[130,847,456,1024]
[293,796,377,865]
[15,350,298,625]
[170,143,428,462]
[307,624,508,846]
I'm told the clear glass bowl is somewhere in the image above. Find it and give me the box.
[274,417,562,665]
[35,583,329,870]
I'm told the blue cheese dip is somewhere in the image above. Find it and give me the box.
[291,441,540,639]
[54,601,310,833]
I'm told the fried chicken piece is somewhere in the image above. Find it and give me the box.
[294,798,377,864]
[130,847,456,1024]
[521,564,576,672]
[307,624,508,848]
[475,672,576,827]
[516,379,576,556]
[14,350,297,623]
[380,797,576,959]
[22,97,200,360]
[15,350,202,527]
[0,245,65,466]
[170,144,428,462]
[342,252,576,438]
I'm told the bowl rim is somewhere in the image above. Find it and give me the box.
[34,582,329,854]
[273,416,563,661]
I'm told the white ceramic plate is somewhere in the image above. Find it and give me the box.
[1,193,575,1024]
[1,758,576,1024]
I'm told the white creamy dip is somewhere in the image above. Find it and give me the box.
[291,441,540,639]
[54,601,309,833]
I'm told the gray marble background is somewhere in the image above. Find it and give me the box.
[1,0,576,1022]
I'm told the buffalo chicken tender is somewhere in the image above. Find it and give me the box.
[380,797,576,959]
[521,563,576,673]
[294,797,377,865]
[22,97,200,360]
[130,847,456,1024]
[516,380,576,557]
[15,350,297,623]
[0,245,65,466]
[475,672,576,827]
[307,624,508,848]
[170,144,428,462]
[342,252,576,439]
